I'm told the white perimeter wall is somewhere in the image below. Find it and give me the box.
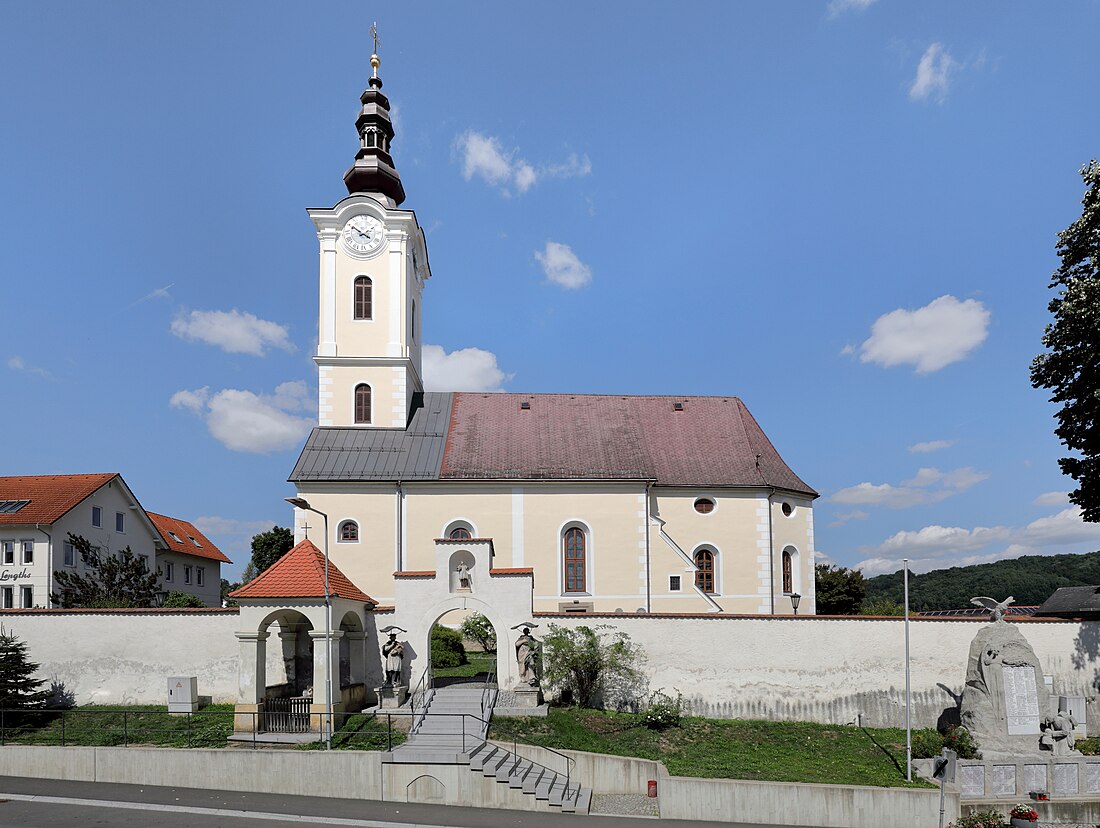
[5,609,1100,730]
[540,614,1100,729]
[1,609,240,705]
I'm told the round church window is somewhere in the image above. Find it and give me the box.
[693,498,715,514]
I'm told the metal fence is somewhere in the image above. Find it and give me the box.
[264,696,311,733]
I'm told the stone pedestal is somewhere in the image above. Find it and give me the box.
[376,685,409,709]
[511,687,544,708]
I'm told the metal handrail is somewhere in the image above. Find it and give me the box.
[410,665,433,731]
[462,712,576,795]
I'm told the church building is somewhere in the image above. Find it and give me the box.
[283,54,819,618]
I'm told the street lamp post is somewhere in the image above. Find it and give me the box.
[285,496,331,751]
[790,593,801,615]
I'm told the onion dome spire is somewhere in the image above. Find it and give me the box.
[343,23,406,206]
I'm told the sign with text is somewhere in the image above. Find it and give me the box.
[1003,664,1042,735]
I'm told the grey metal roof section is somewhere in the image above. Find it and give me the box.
[1035,585,1100,618]
[289,393,452,482]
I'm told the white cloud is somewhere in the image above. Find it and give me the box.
[855,505,1100,575]
[910,43,957,103]
[831,466,989,509]
[829,509,870,528]
[192,516,277,538]
[171,309,295,356]
[127,282,174,309]
[1034,491,1070,507]
[536,241,592,290]
[827,0,877,17]
[858,295,990,373]
[7,356,51,379]
[422,344,512,392]
[171,381,313,453]
[908,439,956,454]
[455,130,591,196]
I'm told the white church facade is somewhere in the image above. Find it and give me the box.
[275,56,818,620]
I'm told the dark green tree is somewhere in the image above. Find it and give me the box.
[244,526,294,582]
[814,564,866,615]
[0,627,50,709]
[221,578,239,607]
[1031,160,1100,522]
[459,612,497,653]
[541,624,646,709]
[162,591,206,608]
[51,534,160,608]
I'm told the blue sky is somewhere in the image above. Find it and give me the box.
[2,1,1099,581]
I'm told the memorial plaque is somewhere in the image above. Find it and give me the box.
[1003,665,1042,735]
[1086,763,1100,794]
[1024,764,1047,794]
[992,765,1016,797]
[960,764,986,798]
[1054,763,1079,795]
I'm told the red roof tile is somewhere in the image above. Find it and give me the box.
[146,512,232,564]
[440,394,817,495]
[230,539,374,603]
[0,473,118,525]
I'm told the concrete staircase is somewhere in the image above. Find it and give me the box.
[384,682,591,814]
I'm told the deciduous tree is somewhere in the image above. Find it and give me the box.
[244,526,294,582]
[51,534,160,609]
[814,564,866,615]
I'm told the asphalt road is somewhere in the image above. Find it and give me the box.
[0,776,826,828]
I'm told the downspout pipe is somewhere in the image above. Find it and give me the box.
[35,525,51,608]
[767,488,776,615]
[396,481,404,573]
[644,481,653,613]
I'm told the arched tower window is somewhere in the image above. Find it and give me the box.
[339,520,359,542]
[354,276,372,320]
[354,383,372,424]
[563,527,586,593]
[694,548,715,594]
[782,549,794,594]
[449,527,471,540]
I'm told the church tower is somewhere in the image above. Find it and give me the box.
[307,40,430,429]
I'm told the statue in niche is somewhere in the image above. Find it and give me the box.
[515,626,540,686]
[455,561,472,592]
[381,632,405,686]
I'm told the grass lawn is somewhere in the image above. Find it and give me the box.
[1,705,236,748]
[296,712,408,751]
[433,650,495,679]
[490,708,934,789]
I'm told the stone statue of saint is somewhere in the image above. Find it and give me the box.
[515,627,540,686]
[382,633,405,686]
[1040,701,1080,756]
[456,561,471,591]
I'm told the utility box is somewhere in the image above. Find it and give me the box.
[168,676,198,714]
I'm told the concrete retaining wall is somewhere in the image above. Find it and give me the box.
[502,742,660,794]
[539,614,1100,728]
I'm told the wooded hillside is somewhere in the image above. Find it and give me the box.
[862,551,1100,612]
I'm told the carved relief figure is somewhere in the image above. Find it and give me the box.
[382,632,405,686]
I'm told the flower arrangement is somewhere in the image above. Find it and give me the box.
[1009,804,1039,822]
[946,810,1007,828]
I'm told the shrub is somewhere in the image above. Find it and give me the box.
[163,591,206,608]
[943,724,981,759]
[947,810,1006,828]
[643,689,683,730]
[459,612,496,654]
[911,728,945,759]
[1076,737,1100,755]
[540,624,647,710]
[430,624,468,668]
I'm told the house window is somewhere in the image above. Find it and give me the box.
[449,527,472,540]
[63,542,76,567]
[694,548,715,594]
[116,512,125,532]
[339,521,359,542]
[694,498,715,514]
[669,575,682,592]
[168,531,183,544]
[563,527,586,593]
[188,536,203,548]
[1,541,13,565]
[164,562,174,582]
[411,299,416,340]
[1,587,11,608]
[354,276,372,320]
[782,549,794,594]
[197,567,204,586]
[354,383,372,424]
[781,502,794,518]
[92,506,102,528]
[184,565,192,585]
[21,586,32,608]
[21,540,33,565]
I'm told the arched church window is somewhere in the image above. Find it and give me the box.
[782,549,794,594]
[694,548,715,594]
[563,527,586,593]
[354,276,372,320]
[449,527,472,540]
[339,521,359,542]
[354,383,372,424]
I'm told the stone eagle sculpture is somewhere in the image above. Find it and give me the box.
[971,595,1015,622]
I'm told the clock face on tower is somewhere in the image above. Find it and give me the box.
[341,215,385,256]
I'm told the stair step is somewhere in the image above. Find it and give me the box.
[522,765,545,794]
[534,772,556,800]
[547,775,568,806]
[469,745,497,770]
[483,750,511,777]
[506,759,533,788]
[564,788,592,814]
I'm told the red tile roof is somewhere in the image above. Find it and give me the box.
[440,394,817,495]
[146,512,232,564]
[230,539,374,603]
[0,473,118,525]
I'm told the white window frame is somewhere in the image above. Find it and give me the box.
[164,561,174,582]
[669,574,682,592]
[20,586,32,608]
[139,554,149,572]
[92,506,102,528]
[692,544,721,596]
[184,565,192,585]
[1,540,13,565]
[558,520,593,596]
[197,566,205,586]
[20,539,33,565]
[116,511,125,533]
[782,545,800,595]
[63,541,76,567]
[1,587,12,608]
